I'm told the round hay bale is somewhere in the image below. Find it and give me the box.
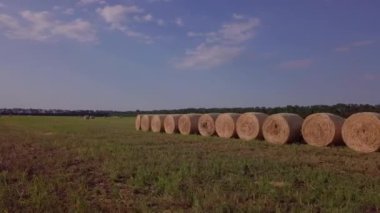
[262,113,304,145]
[302,113,344,147]
[215,113,241,139]
[342,112,380,153]
[141,115,151,132]
[236,112,268,141]
[135,114,141,130]
[151,115,166,133]
[198,113,220,137]
[178,114,202,135]
[164,114,181,134]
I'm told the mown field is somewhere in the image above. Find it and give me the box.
[0,116,379,212]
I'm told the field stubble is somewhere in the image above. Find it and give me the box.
[0,116,379,212]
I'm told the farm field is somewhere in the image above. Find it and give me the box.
[0,116,379,212]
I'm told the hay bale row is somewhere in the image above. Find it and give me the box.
[151,115,166,133]
[140,115,151,132]
[262,113,304,145]
[164,114,181,134]
[135,112,380,153]
[178,114,202,135]
[342,112,380,153]
[135,114,141,130]
[302,113,344,147]
[236,112,268,141]
[198,113,219,136]
[215,113,240,138]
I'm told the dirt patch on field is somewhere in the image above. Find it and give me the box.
[0,137,131,211]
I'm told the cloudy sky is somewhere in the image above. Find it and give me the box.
[0,0,379,110]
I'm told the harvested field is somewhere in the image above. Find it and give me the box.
[0,116,379,212]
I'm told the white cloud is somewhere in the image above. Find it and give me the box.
[142,14,153,22]
[97,5,143,30]
[211,18,260,44]
[232,13,244,20]
[78,0,106,6]
[53,6,61,11]
[156,19,165,26]
[20,11,52,40]
[175,44,242,69]
[52,19,97,42]
[133,13,166,28]
[335,40,375,52]
[124,30,153,44]
[335,46,350,52]
[133,14,154,23]
[352,40,375,47]
[175,17,183,27]
[176,16,260,69]
[0,14,21,30]
[97,4,154,43]
[186,18,260,44]
[63,8,75,15]
[187,31,204,37]
[0,10,97,42]
[52,6,75,15]
[279,59,313,70]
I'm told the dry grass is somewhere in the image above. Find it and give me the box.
[0,116,379,212]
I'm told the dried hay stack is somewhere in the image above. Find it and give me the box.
[141,115,151,132]
[151,115,166,133]
[262,113,304,145]
[236,112,268,141]
[302,113,344,147]
[198,113,220,137]
[164,114,181,134]
[135,114,141,130]
[342,112,380,153]
[215,113,241,139]
[178,114,202,135]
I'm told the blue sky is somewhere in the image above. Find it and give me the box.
[0,0,379,110]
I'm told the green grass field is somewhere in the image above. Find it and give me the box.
[0,116,379,212]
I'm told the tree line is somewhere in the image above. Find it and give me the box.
[1,104,379,118]
[136,103,380,118]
